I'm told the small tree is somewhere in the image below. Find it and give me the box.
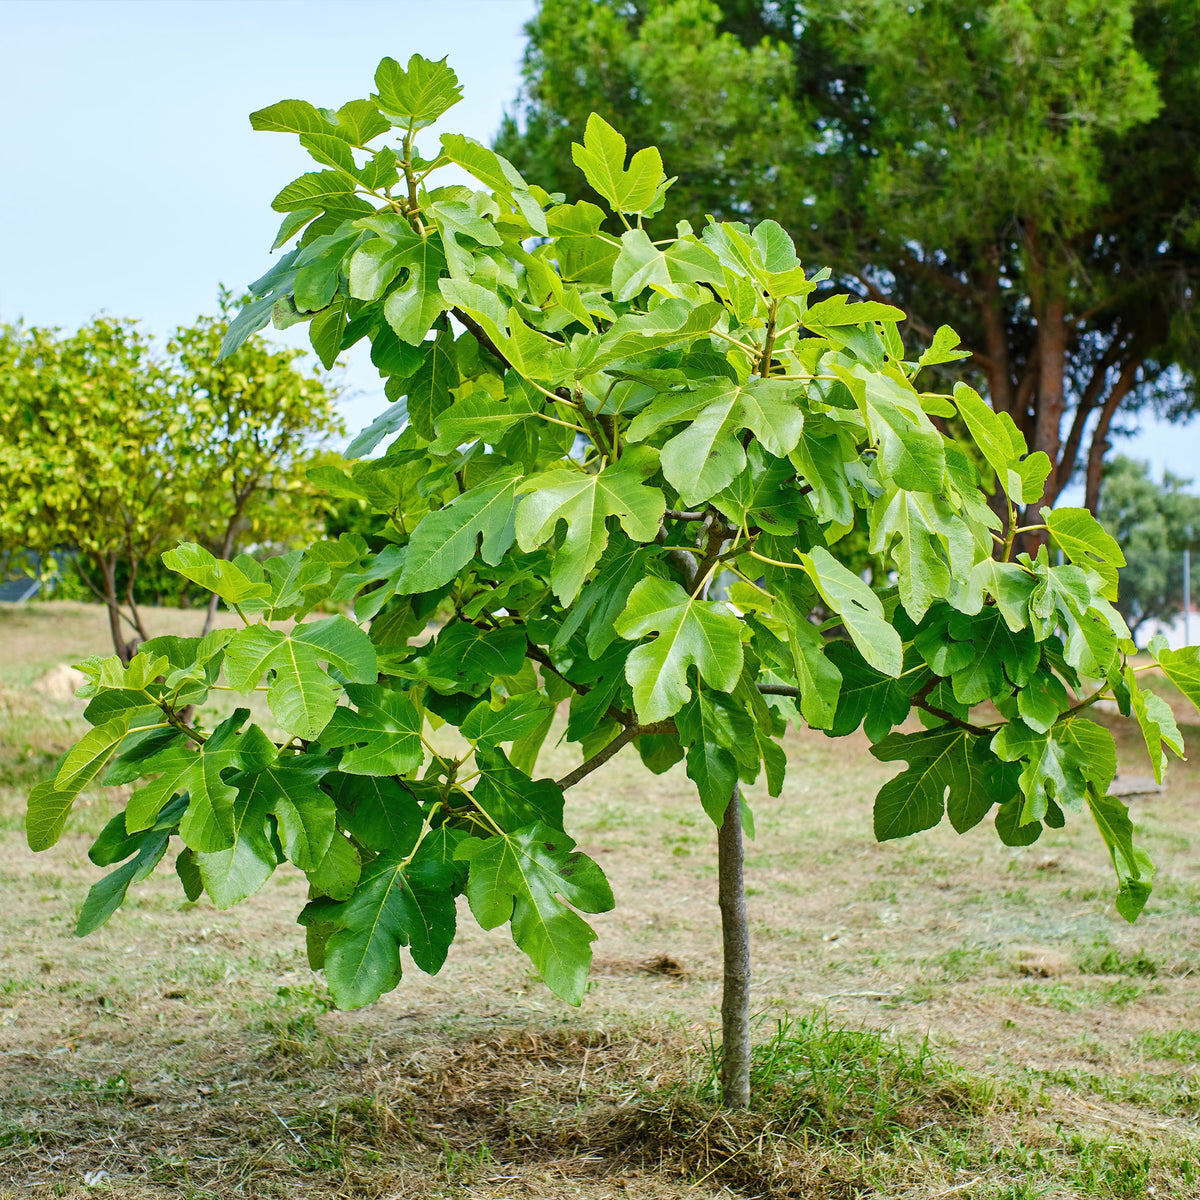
[0,305,343,659]
[25,56,1200,1109]
[1096,456,1200,641]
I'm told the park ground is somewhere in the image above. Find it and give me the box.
[1,601,1199,1199]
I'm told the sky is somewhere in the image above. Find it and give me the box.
[1,0,1197,489]
[0,0,536,432]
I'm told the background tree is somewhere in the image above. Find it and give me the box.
[497,0,1200,527]
[0,307,343,660]
[166,292,346,633]
[26,56,1200,1111]
[1095,455,1200,641]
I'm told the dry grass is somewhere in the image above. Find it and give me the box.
[2,601,1200,1198]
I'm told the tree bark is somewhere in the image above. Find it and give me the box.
[99,555,131,664]
[1032,295,1067,502]
[717,786,751,1109]
[1084,360,1141,513]
[978,251,1013,415]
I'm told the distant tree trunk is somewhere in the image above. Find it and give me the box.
[97,554,133,664]
[1084,360,1142,513]
[717,786,751,1109]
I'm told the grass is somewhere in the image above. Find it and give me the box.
[1,600,1199,1198]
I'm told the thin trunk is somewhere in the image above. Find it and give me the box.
[1084,360,1141,513]
[99,555,131,665]
[1033,295,1067,500]
[1013,349,1041,443]
[978,252,1013,415]
[717,786,751,1109]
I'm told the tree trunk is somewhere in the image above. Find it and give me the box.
[717,786,751,1109]
[1084,360,1141,513]
[1032,295,1067,504]
[99,555,132,664]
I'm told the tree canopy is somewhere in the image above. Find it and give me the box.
[497,0,1200,523]
[1096,456,1200,640]
[0,301,343,658]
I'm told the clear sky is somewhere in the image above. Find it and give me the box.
[0,0,536,431]
[2,0,1196,488]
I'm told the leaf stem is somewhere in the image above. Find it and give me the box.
[709,329,760,357]
[746,547,805,572]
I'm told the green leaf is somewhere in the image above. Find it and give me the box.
[457,823,612,1004]
[76,829,171,936]
[870,486,974,622]
[827,642,916,743]
[1155,646,1200,715]
[405,326,458,440]
[236,754,337,872]
[333,774,422,853]
[349,233,418,302]
[676,690,749,824]
[951,383,1047,503]
[1087,792,1154,922]
[553,543,664,659]
[162,543,272,606]
[627,379,805,507]
[398,469,521,593]
[372,54,462,131]
[310,292,350,369]
[798,547,903,678]
[803,293,905,328]
[54,718,131,801]
[871,727,1012,840]
[323,846,459,1009]
[462,694,556,750]
[224,619,375,740]
[777,600,843,730]
[516,448,665,605]
[995,797,1043,847]
[321,683,424,776]
[471,746,566,831]
[1124,667,1183,785]
[126,715,274,853]
[419,622,527,694]
[195,771,279,909]
[946,608,1040,705]
[789,423,855,527]
[382,235,448,344]
[836,365,945,492]
[430,387,543,454]
[27,780,80,853]
[992,717,1116,823]
[614,577,744,723]
[1045,507,1126,602]
[612,228,672,301]
[570,113,665,215]
[307,832,362,901]
[917,326,972,370]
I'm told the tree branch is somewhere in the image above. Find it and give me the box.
[451,307,510,369]
[556,720,675,790]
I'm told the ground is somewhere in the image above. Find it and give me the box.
[1,601,1198,1198]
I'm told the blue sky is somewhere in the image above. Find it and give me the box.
[2,0,1196,489]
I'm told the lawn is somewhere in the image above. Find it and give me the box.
[1,601,1198,1199]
